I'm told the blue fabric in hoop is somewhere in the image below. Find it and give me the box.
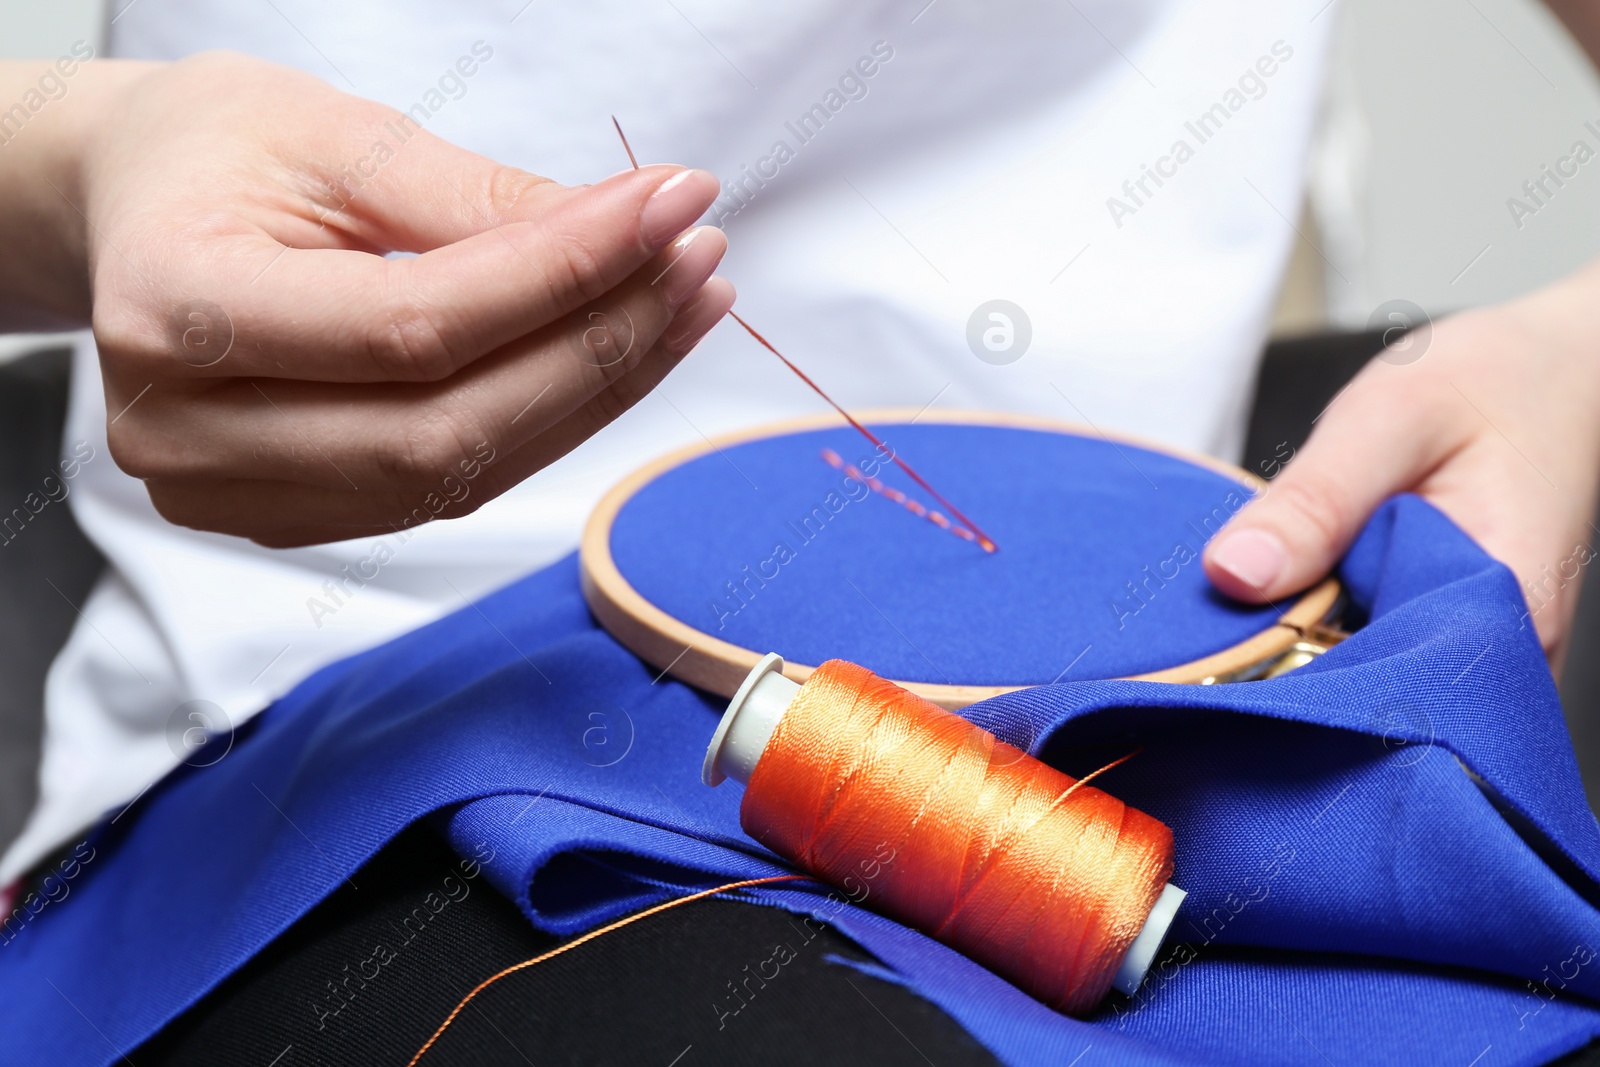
[608,422,1284,683]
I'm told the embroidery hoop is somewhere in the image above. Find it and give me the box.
[580,410,1342,710]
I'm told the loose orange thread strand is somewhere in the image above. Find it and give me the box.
[609,118,997,554]
[408,873,809,1066]
[1054,747,1142,801]
[821,448,977,544]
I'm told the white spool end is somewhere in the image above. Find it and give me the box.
[1111,882,1186,995]
[703,653,801,786]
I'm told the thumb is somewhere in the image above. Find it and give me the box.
[1203,368,1459,603]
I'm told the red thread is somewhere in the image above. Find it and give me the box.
[728,313,997,552]
[821,448,977,544]
[740,659,1174,1015]
[609,118,996,554]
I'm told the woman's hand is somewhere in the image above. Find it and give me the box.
[1205,261,1600,667]
[3,50,732,546]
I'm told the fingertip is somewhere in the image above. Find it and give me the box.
[698,275,737,327]
[684,274,737,318]
[658,226,729,309]
[640,168,722,248]
[1203,527,1289,603]
[662,276,735,356]
[703,274,736,307]
[597,162,684,185]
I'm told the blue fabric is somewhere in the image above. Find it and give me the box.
[2,494,1598,1066]
[610,423,1282,682]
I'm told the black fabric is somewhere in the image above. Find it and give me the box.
[1559,535,1600,808]
[1239,329,1390,474]
[131,820,998,1067]
[0,347,105,854]
[1559,1039,1600,1065]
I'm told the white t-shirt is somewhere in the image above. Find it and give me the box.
[1,0,1333,881]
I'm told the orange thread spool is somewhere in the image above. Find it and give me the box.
[706,656,1181,1015]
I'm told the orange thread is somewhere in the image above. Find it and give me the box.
[609,118,996,554]
[409,873,808,1065]
[822,448,978,544]
[740,660,1174,1015]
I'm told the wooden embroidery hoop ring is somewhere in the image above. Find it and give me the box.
[580,409,1343,711]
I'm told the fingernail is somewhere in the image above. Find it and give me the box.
[663,277,735,355]
[657,227,727,309]
[640,169,720,248]
[1208,528,1287,593]
[600,163,675,183]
